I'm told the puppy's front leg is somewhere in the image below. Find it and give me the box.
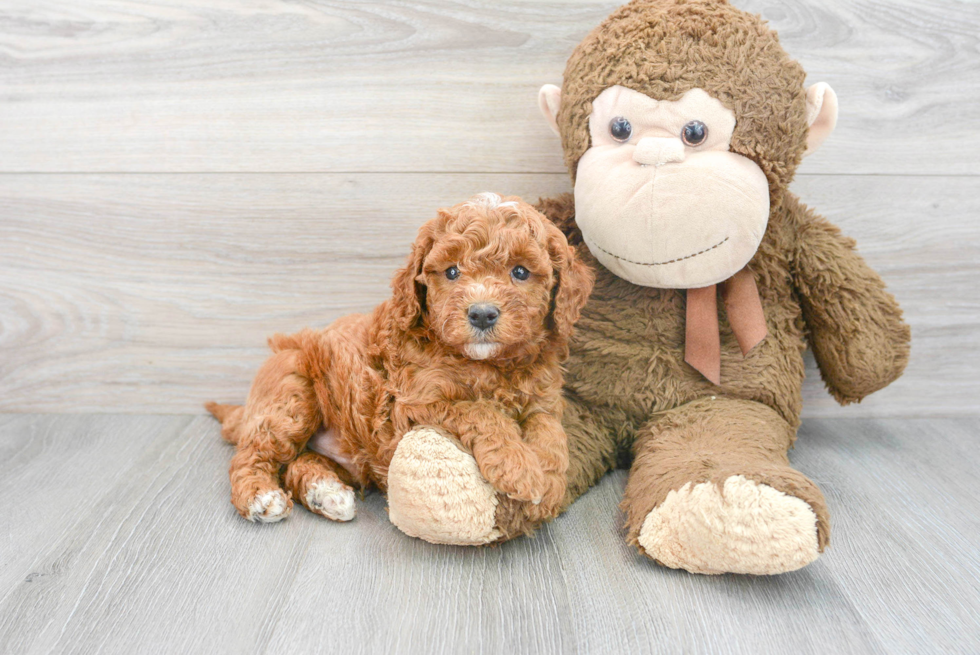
[436,401,547,504]
[519,412,569,518]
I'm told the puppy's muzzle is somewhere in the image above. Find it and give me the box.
[467,303,500,331]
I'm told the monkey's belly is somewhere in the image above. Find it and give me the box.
[564,272,805,428]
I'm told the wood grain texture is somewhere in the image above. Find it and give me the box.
[0,413,192,597]
[0,414,978,654]
[1,172,976,415]
[0,415,322,654]
[0,0,978,175]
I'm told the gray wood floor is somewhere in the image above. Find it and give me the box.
[1,414,978,654]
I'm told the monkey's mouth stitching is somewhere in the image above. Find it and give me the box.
[592,237,730,267]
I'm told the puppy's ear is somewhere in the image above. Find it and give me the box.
[545,223,594,348]
[391,219,437,332]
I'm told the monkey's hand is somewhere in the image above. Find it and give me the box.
[790,202,911,404]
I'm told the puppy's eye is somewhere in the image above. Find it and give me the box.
[511,265,530,281]
[609,116,632,142]
[681,120,708,146]
[445,266,460,281]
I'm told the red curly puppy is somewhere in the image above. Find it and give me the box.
[207,193,593,528]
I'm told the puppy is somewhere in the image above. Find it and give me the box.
[206,193,593,526]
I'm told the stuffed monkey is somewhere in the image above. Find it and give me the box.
[385,0,910,575]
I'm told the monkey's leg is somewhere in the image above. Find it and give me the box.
[229,349,321,523]
[387,394,618,545]
[623,397,828,575]
[283,450,357,522]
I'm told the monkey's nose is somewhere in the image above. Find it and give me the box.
[633,137,685,167]
[467,303,500,330]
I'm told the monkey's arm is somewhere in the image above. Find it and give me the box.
[787,197,911,404]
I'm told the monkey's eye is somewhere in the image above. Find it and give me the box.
[511,265,530,281]
[609,117,633,142]
[681,120,708,146]
[445,266,460,281]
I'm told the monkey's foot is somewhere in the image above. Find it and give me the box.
[638,475,820,575]
[387,427,501,546]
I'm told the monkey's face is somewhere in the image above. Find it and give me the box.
[573,86,770,289]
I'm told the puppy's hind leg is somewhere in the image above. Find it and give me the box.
[284,451,357,522]
[230,349,321,523]
[205,402,245,444]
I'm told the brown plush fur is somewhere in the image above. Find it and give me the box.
[207,196,593,525]
[557,0,809,201]
[491,0,911,556]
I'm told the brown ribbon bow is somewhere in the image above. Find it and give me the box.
[684,268,768,385]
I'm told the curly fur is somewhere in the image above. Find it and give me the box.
[206,194,593,525]
[557,0,809,205]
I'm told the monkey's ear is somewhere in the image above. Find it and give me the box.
[538,84,562,137]
[804,82,838,156]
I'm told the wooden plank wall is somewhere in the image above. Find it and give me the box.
[1,0,978,415]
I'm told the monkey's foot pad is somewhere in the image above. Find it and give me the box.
[638,475,820,575]
[387,426,502,545]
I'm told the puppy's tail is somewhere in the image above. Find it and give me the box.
[205,402,245,445]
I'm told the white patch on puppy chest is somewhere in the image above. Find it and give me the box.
[464,342,500,360]
[306,479,356,522]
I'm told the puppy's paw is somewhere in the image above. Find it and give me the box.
[520,474,566,522]
[246,489,292,523]
[306,478,356,522]
[535,474,567,512]
[485,460,547,505]
[507,490,544,504]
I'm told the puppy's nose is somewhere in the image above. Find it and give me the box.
[633,137,685,167]
[467,303,500,330]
